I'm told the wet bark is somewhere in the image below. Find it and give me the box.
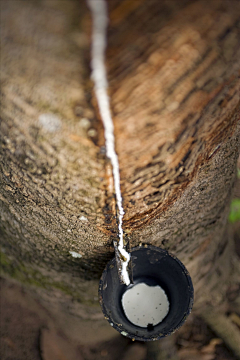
[1,0,240,341]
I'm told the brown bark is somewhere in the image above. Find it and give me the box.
[1,0,240,350]
[108,0,240,228]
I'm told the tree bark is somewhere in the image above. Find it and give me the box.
[1,0,240,344]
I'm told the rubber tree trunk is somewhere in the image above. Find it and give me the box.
[1,0,240,341]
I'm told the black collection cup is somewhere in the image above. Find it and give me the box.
[99,244,194,341]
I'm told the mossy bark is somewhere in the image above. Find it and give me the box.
[1,0,240,333]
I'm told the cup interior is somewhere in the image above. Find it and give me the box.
[99,245,194,341]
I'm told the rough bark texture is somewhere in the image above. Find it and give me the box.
[1,0,240,349]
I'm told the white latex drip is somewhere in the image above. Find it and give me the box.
[87,0,130,285]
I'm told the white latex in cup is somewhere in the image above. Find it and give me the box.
[121,282,169,328]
